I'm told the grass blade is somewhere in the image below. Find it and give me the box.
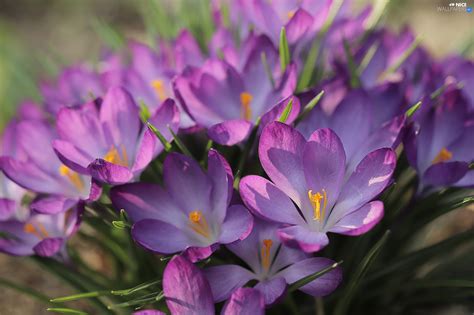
[288,260,343,292]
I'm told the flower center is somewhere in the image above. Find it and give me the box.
[23,222,49,240]
[261,239,273,271]
[432,147,452,164]
[59,164,85,192]
[151,79,167,101]
[104,145,129,167]
[308,189,328,221]
[240,92,253,121]
[188,210,211,238]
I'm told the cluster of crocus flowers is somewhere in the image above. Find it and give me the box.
[1,0,473,313]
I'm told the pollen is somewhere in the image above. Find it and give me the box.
[151,79,167,101]
[432,147,453,164]
[59,164,85,192]
[261,239,273,271]
[308,189,328,221]
[24,222,49,239]
[104,145,129,167]
[240,92,253,121]
[188,210,211,238]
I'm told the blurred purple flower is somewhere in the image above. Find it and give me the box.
[240,122,396,252]
[111,150,253,262]
[205,219,342,305]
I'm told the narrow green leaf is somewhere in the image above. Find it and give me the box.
[357,42,380,74]
[139,101,152,123]
[111,280,161,296]
[261,52,276,88]
[279,27,290,71]
[234,117,262,189]
[405,101,422,117]
[343,39,361,88]
[294,90,325,125]
[147,122,173,152]
[278,98,294,123]
[168,126,193,157]
[334,230,391,315]
[108,292,162,309]
[91,19,124,51]
[47,308,88,315]
[404,279,474,290]
[364,0,390,30]
[289,260,343,292]
[111,220,130,229]
[380,36,421,79]
[51,291,109,303]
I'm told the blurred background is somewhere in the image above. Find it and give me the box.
[0,0,473,314]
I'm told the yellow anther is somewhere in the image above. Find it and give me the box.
[151,79,168,101]
[308,189,328,221]
[432,147,453,164]
[59,164,85,192]
[240,92,253,121]
[287,10,296,19]
[261,239,273,271]
[104,145,129,167]
[24,222,49,239]
[188,210,211,238]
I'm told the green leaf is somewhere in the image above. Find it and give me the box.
[405,101,422,117]
[91,19,124,51]
[51,291,109,303]
[380,36,421,79]
[139,101,152,122]
[279,27,290,71]
[334,230,391,315]
[168,126,193,157]
[111,220,131,229]
[147,122,173,152]
[288,260,343,292]
[343,39,361,88]
[261,52,275,87]
[294,90,324,125]
[278,98,294,123]
[47,308,88,315]
[111,280,161,296]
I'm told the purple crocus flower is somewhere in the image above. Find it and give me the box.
[443,56,474,110]
[174,34,299,145]
[0,119,98,215]
[41,65,103,115]
[110,150,253,262]
[240,122,396,252]
[0,204,81,257]
[52,86,180,185]
[205,219,342,305]
[405,86,474,190]
[155,255,265,315]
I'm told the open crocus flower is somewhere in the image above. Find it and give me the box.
[0,120,97,215]
[41,65,103,115]
[297,87,405,175]
[110,150,253,262]
[240,122,396,252]
[174,34,299,145]
[205,219,342,305]
[0,204,81,257]
[405,87,474,190]
[52,86,180,185]
[154,255,264,315]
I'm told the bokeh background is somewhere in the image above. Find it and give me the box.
[0,0,473,314]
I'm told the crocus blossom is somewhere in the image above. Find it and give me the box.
[174,34,299,145]
[205,219,342,305]
[111,150,253,262]
[52,86,180,185]
[240,122,396,252]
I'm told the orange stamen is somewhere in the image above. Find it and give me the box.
[432,147,453,164]
[59,165,85,192]
[188,210,211,238]
[240,92,253,121]
[308,189,328,221]
[261,239,273,271]
[151,79,168,101]
[104,145,129,167]
[24,222,49,239]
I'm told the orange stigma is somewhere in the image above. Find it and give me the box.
[188,210,211,238]
[151,79,168,101]
[59,165,85,192]
[104,145,129,167]
[308,189,328,221]
[24,222,49,239]
[261,239,273,271]
[432,147,453,164]
[240,92,253,121]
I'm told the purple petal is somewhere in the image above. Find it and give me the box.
[30,196,78,215]
[221,288,265,315]
[33,238,64,257]
[88,179,103,201]
[259,96,301,131]
[423,161,469,187]
[329,201,384,236]
[88,159,134,185]
[208,120,253,146]
[254,276,287,305]
[0,220,36,256]
[133,310,165,315]
[239,175,304,225]
[219,205,253,244]
[278,257,342,296]
[147,98,181,155]
[278,225,329,253]
[182,245,218,263]
[204,265,255,302]
[132,219,191,254]
[207,149,233,218]
[259,122,307,207]
[285,9,313,44]
[131,128,157,173]
[0,199,16,221]
[163,255,214,315]
[52,140,94,174]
